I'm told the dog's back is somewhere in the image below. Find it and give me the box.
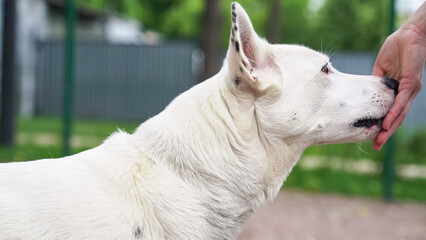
[0,130,215,239]
[0,133,139,239]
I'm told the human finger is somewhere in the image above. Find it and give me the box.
[373,92,415,150]
[382,88,412,130]
[372,62,386,77]
[373,121,398,151]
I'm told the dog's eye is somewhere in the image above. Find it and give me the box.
[321,64,330,74]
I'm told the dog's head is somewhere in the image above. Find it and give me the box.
[225,2,397,147]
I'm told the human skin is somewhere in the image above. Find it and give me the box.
[372,1,426,151]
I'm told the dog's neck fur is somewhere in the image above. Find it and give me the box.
[130,3,309,238]
[132,66,304,239]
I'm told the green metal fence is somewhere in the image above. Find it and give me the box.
[36,41,196,122]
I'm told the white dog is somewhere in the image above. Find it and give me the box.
[0,2,398,240]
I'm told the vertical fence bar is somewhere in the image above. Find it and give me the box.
[0,0,17,147]
[63,0,76,156]
[383,0,396,202]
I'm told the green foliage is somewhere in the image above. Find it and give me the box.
[159,0,204,39]
[279,0,311,45]
[79,0,203,40]
[78,0,390,51]
[309,0,389,51]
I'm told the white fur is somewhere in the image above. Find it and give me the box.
[0,3,395,240]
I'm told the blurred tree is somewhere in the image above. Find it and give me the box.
[279,0,310,45]
[201,0,222,81]
[79,0,203,40]
[158,0,203,39]
[78,0,389,52]
[311,0,388,51]
[266,0,282,43]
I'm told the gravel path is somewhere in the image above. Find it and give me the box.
[238,190,426,240]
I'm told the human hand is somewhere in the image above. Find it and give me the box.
[372,24,426,151]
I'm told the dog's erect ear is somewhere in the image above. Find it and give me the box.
[227,2,282,94]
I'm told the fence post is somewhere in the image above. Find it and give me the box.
[63,0,76,156]
[383,0,396,202]
[0,0,17,147]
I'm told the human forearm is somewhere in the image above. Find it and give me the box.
[402,1,426,37]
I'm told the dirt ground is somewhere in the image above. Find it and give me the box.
[238,190,426,240]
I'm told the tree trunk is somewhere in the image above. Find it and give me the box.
[266,0,281,43]
[200,0,222,82]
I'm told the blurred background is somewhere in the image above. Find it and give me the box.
[0,0,425,236]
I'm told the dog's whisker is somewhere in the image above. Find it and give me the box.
[356,142,369,154]
[328,50,337,59]
[324,41,334,56]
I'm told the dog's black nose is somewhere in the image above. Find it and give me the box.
[382,77,399,96]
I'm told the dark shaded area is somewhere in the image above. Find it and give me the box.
[0,0,17,147]
[266,0,281,43]
[201,0,222,81]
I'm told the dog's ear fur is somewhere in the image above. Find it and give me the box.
[227,2,282,95]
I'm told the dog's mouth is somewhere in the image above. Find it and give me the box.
[353,116,385,128]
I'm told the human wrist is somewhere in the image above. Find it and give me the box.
[402,22,426,41]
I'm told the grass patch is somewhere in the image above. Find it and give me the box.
[18,117,139,137]
[303,128,426,166]
[283,165,426,202]
[289,129,426,202]
[0,117,139,162]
